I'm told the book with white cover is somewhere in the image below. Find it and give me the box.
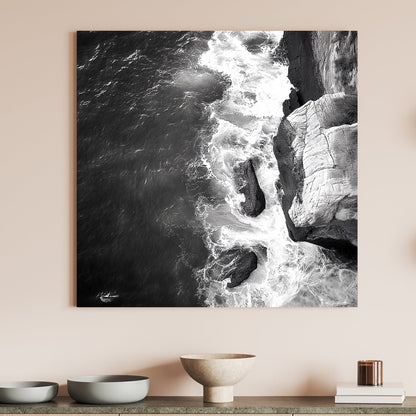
[335,395,405,404]
[336,382,405,396]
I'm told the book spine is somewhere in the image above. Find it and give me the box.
[335,395,405,404]
[336,388,405,396]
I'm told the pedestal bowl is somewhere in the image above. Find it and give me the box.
[180,353,256,403]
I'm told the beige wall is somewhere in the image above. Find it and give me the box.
[1,0,416,397]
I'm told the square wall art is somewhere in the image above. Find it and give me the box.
[77,31,357,307]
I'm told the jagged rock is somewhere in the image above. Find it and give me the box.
[209,249,258,288]
[274,92,357,253]
[282,88,300,117]
[234,160,266,217]
[281,31,324,108]
[222,250,258,288]
[314,31,358,95]
[281,31,357,116]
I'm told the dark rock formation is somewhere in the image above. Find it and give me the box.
[274,93,357,256]
[281,31,357,117]
[234,159,266,217]
[207,249,258,288]
[281,31,324,109]
[219,249,258,288]
[282,88,300,117]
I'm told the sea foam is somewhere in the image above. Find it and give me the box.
[193,31,356,307]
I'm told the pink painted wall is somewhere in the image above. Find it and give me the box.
[1,0,416,397]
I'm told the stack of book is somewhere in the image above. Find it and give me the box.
[335,382,405,404]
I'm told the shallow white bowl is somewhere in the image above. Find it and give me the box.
[67,375,149,404]
[0,381,58,404]
[180,353,256,403]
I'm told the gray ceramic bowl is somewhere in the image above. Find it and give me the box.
[0,381,58,404]
[67,375,149,404]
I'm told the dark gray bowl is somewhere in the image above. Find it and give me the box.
[0,381,58,404]
[67,375,149,404]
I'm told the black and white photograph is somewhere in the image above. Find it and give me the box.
[77,30,357,307]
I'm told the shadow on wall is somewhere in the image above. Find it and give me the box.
[57,361,337,397]
[58,360,189,397]
[294,372,336,396]
[139,361,191,395]
[408,236,416,268]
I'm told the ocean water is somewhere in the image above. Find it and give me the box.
[77,31,357,307]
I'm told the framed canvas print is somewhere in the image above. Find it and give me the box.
[77,31,357,307]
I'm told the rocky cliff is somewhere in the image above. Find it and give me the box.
[281,31,357,116]
[274,92,357,255]
[281,31,324,113]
